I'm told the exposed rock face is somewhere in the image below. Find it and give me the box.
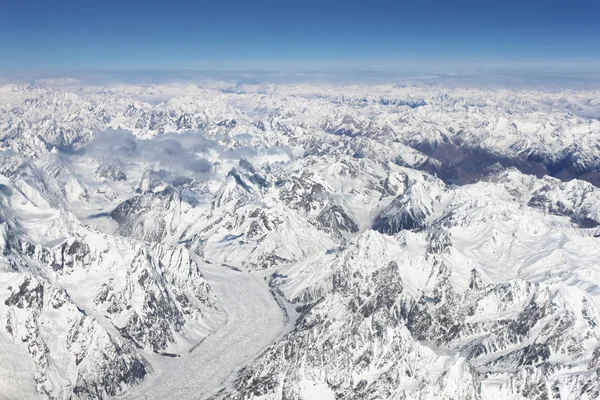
[110,186,180,242]
[316,204,359,233]
[373,175,440,234]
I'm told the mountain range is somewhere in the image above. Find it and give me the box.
[1,80,599,399]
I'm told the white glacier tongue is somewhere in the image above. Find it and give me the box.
[118,264,284,400]
[1,80,600,399]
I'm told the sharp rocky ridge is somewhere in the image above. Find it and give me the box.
[0,80,599,399]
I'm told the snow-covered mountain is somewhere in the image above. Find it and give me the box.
[0,150,218,399]
[1,80,600,399]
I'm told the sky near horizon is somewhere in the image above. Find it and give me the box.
[1,0,599,73]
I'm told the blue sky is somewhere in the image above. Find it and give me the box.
[1,0,599,73]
